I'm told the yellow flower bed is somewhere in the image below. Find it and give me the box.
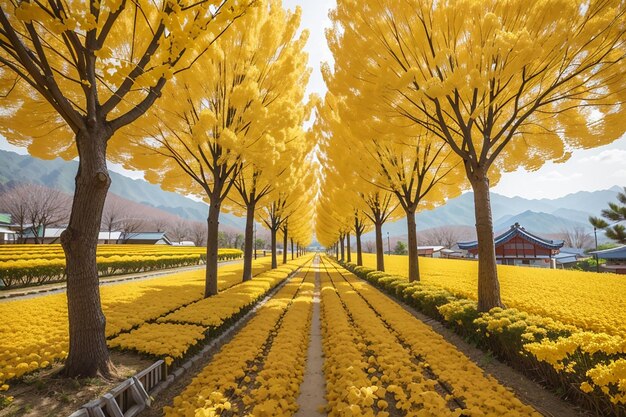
[110,259,312,358]
[0,256,278,389]
[324,257,540,417]
[108,323,207,359]
[164,266,314,416]
[0,245,244,288]
[362,254,626,338]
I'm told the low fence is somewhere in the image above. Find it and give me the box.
[68,360,165,417]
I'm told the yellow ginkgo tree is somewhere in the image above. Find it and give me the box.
[328,0,626,311]
[123,0,310,296]
[0,0,249,378]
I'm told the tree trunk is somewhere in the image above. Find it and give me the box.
[242,202,255,281]
[282,225,288,264]
[339,235,345,262]
[406,210,420,282]
[290,238,294,260]
[205,199,221,297]
[470,174,504,312]
[375,220,384,271]
[355,228,363,266]
[60,129,113,378]
[346,233,352,263]
[271,225,278,268]
[335,242,339,258]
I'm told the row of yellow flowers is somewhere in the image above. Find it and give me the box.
[109,259,311,362]
[0,246,243,288]
[0,257,277,391]
[322,257,539,417]
[348,258,626,415]
[0,244,233,260]
[164,266,314,417]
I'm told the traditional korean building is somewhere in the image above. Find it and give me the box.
[589,245,626,274]
[458,223,564,268]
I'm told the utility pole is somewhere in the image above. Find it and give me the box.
[594,226,599,273]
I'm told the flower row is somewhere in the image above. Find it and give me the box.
[346,259,626,415]
[323,257,539,417]
[0,248,243,288]
[109,259,310,361]
[164,265,314,416]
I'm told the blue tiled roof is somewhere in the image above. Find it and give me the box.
[458,223,564,251]
[589,245,626,260]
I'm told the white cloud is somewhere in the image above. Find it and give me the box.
[580,149,626,164]
[537,171,583,182]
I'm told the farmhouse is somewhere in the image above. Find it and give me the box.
[589,245,626,275]
[458,223,564,268]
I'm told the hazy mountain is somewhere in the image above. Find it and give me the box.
[494,210,588,234]
[364,186,621,243]
[0,150,621,240]
[0,150,247,230]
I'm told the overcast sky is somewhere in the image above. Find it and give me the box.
[1,0,625,200]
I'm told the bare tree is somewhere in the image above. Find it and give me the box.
[363,240,376,253]
[0,184,70,243]
[559,226,594,249]
[101,196,126,243]
[118,218,147,242]
[190,222,207,247]
[0,185,31,242]
[420,226,467,249]
[148,217,171,233]
[168,219,191,244]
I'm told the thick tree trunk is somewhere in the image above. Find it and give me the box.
[346,233,352,263]
[282,225,288,264]
[470,174,504,312]
[355,228,363,266]
[242,202,255,281]
[271,226,278,268]
[205,199,221,297]
[375,221,384,271]
[60,129,113,378]
[406,210,420,282]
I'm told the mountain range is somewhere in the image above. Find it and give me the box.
[0,149,622,243]
[0,149,245,231]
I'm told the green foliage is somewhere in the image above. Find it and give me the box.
[589,186,626,244]
[393,241,408,255]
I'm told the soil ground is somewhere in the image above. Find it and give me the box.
[0,352,153,417]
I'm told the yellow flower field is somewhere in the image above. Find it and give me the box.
[165,264,315,417]
[110,259,311,359]
[362,254,626,338]
[321,257,539,417]
[0,256,279,389]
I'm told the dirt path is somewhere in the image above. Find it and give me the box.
[0,258,245,301]
[295,256,326,416]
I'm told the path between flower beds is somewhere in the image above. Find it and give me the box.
[295,256,326,416]
[0,258,246,301]
[138,256,588,416]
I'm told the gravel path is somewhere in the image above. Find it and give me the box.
[295,256,327,416]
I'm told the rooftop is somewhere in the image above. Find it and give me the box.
[458,223,564,251]
[589,245,626,260]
